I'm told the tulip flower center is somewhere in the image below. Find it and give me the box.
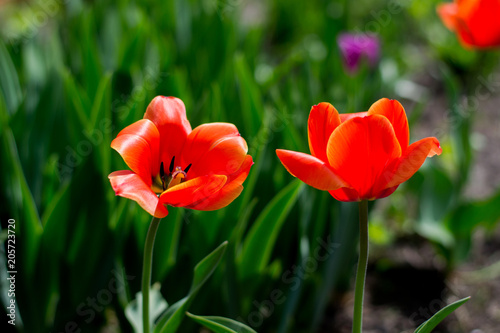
[151,156,192,195]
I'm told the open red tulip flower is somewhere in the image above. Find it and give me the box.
[109,96,253,218]
[437,0,500,49]
[276,98,442,202]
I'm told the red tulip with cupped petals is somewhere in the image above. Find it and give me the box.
[437,0,500,49]
[109,96,253,218]
[276,98,442,201]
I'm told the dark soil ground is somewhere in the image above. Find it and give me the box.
[322,228,500,333]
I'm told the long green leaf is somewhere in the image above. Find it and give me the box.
[0,91,9,133]
[89,71,113,130]
[187,312,257,333]
[60,67,91,131]
[238,180,303,280]
[154,241,228,333]
[81,10,103,100]
[1,127,42,275]
[414,296,470,333]
[237,114,270,216]
[234,53,263,136]
[88,71,113,178]
[0,41,22,114]
[36,181,71,328]
[153,208,184,282]
[1,123,43,330]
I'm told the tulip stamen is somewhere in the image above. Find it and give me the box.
[153,158,192,192]
[159,161,167,191]
[160,161,165,178]
[169,156,175,173]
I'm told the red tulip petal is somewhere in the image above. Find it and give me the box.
[111,119,160,185]
[367,98,409,152]
[437,3,459,31]
[458,0,500,48]
[382,137,442,189]
[326,115,401,199]
[217,154,253,190]
[181,123,248,178]
[308,103,341,162]
[159,174,227,208]
[186,155,253,211]
[144,96,192,166]
[328,184,398,201]
[109,170,168,218]
[438,0,500,48]
[276,149,346,191]
[376,185,399,199]
[339,112,368,123]
[328,187,360,202]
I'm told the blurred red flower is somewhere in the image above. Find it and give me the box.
[437,0,500,49]
[276,99,442,201]
[109,96,253,218]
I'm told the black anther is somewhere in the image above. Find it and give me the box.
[169,156,175,173]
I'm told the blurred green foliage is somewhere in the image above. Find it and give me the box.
[1,0,500,332]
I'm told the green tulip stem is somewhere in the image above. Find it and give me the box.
[142,216,162,333]
[352,200,369,333]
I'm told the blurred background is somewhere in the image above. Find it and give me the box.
[1,0,500,332]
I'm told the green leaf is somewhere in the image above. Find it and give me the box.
[222,198,259,318]
[0,125,43,330]
[414,297,470,333]
[60,67,91,131]
[152,208,184,282]
[0,91,9,134]
[81,11,103,99]
[60,158,115,306]
[440,66,471,192]
[186,312,257,333]
[126,284,168,333]
[446,189,500,235]
[0,41,22,114]
[1,127,42,276]
[154,241,228,333]
[34,181,71,327]
[190,241,228,295]
[89,71,113,130]
[416,166,455,247]
[88,71,113,178]
[238,180,303,280]
[234,53,263,136]
[118,23,145,71]
[236,116,269,216]
[268,88,306,153]
[310,201,356,330]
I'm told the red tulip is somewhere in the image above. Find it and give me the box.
[276,99,442,201]
[109,96,253,218]
[437,0,500,49]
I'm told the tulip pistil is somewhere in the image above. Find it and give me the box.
[167,166,187,188]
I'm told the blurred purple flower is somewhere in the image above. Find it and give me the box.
[337,33,380,75]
